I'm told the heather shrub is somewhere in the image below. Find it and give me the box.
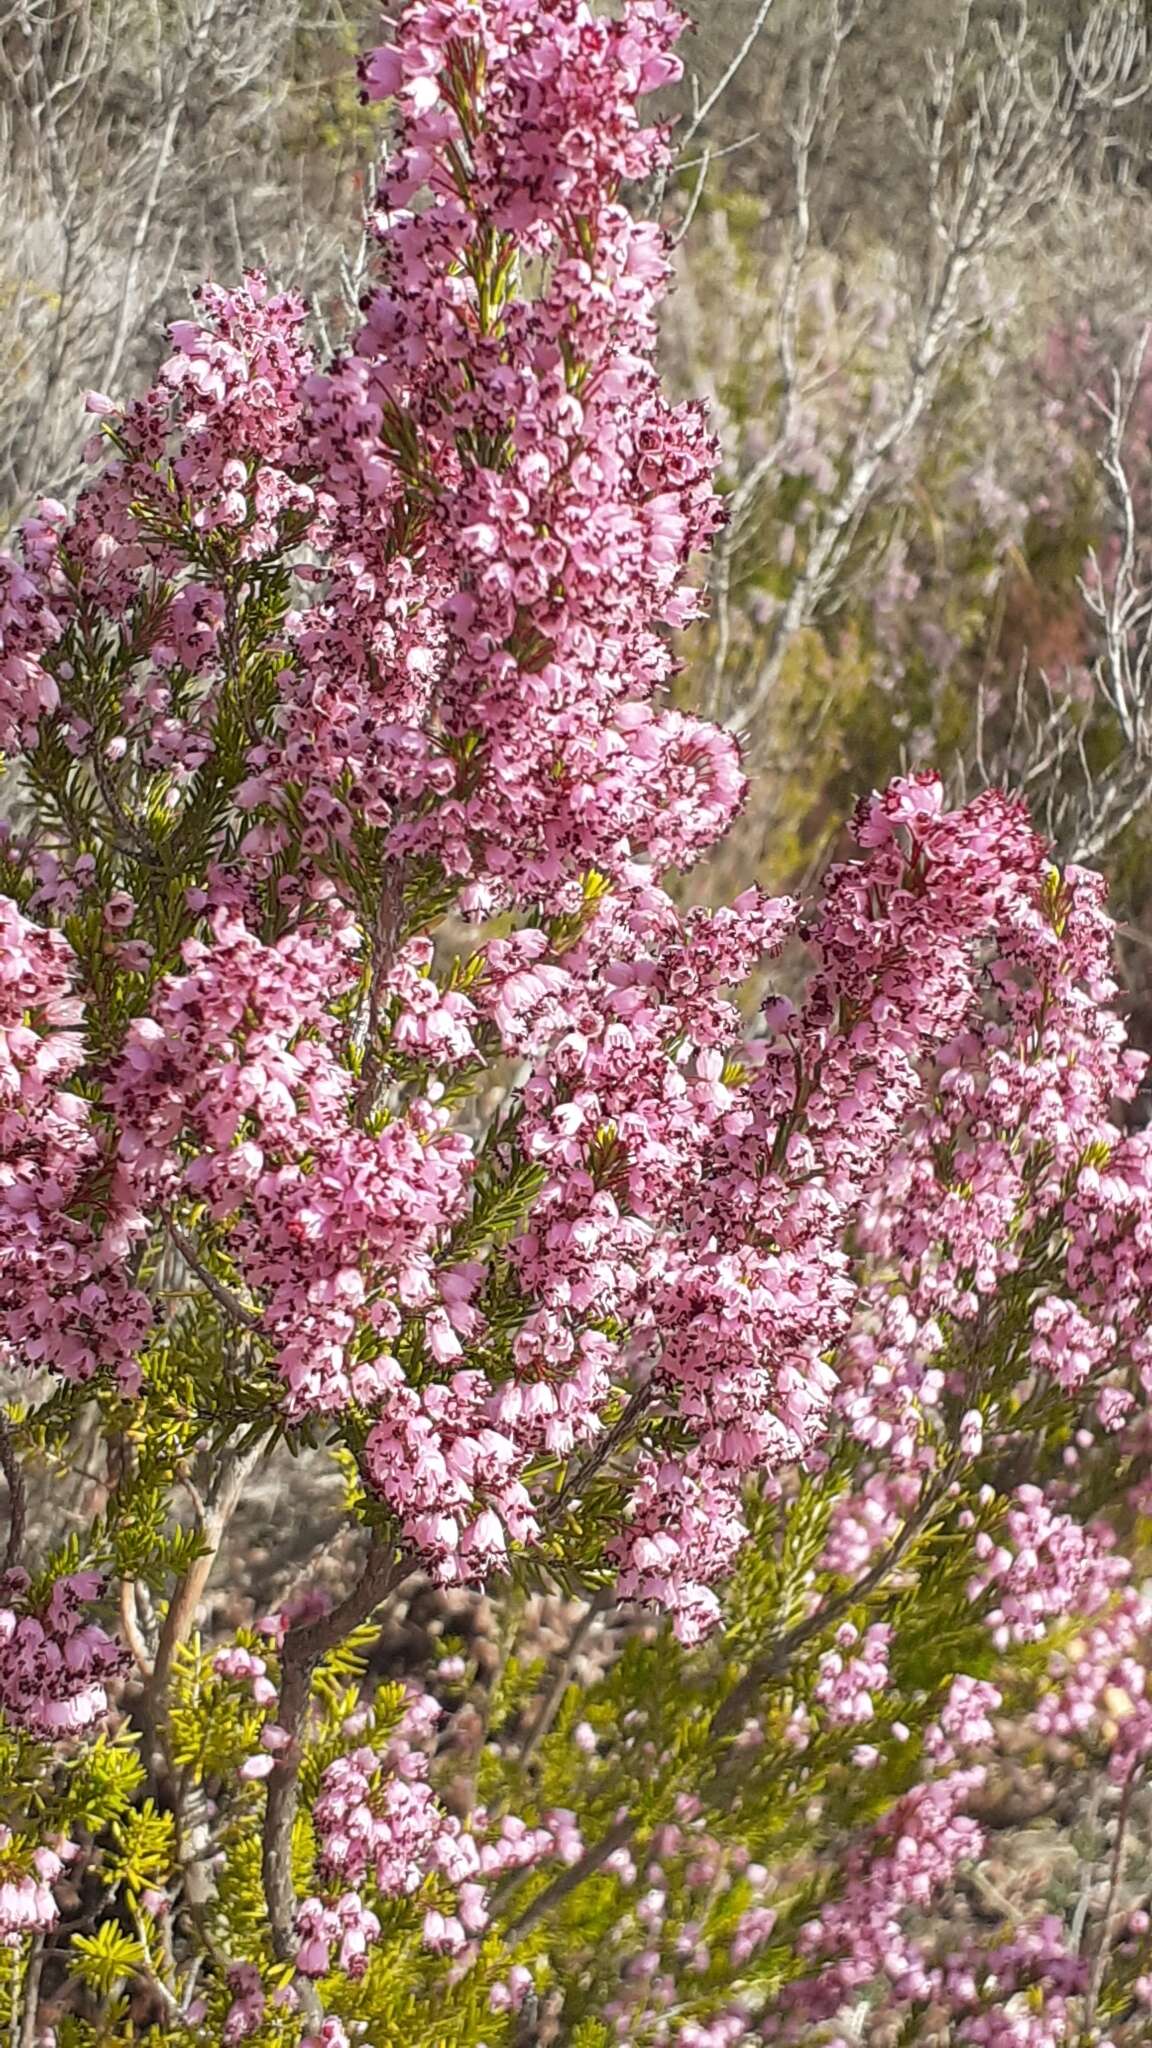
[5,7,1152,2047]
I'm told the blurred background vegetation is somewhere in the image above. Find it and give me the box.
[7,0,1152,1015]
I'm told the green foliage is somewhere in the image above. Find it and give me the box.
[72,1922,147,1999]
[105,1801,176,1902]
[168,1641,269,1779]
[723,1478,836,1657]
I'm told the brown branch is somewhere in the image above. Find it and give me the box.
[127,1437,288,1982]
[0,1411,25,1574]
[119,1578,155,1679]
[353,867,405,1126]
[149,1443,266,1716]
[17,1934,44,2048]
[172,1769,232,1976]
[543,1387,653,1532]
[504,1814,636,1941]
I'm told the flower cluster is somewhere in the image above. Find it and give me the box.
[768,1771,988,2035]
[299,1686,579,1971]
[0,896,149,1386]
[108,911,473,1415]
[0,1572,124,1737]
[966,1488,1128,1650]
[0,1829,74,1947]
[0,505,64,754]
[238,0,734,908]
[813,1623,892,1727]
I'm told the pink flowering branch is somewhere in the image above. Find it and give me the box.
[261,1541,417,1962]
[504,1476,950,1942]
[710,1471,955,1739]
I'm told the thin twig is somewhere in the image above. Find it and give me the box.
[724,0,1151,739]
[679,0,777,167]
[652,0,777,214]
[16,1936,43,2048]
[119,1578,156,1679]
[165,1218,262,1332]
[504,1814,636,1941]
[544,1385,653,1531]
[671,144,711,246]
[1085,1762,1142,2031]
[147,1440,268,1742]
[519,1591,612,1769]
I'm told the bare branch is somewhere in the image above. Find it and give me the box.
[652,0,777,214]
[678,0,778,167]
[977,326,1152,866]
[707,0,1152,743]
[518,1590,612,1769]
[148,1440,268,1715]
[1085,1762,1143,2032]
